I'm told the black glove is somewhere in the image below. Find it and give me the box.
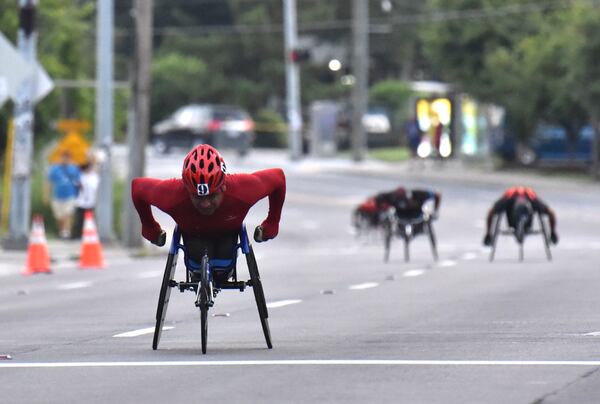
[153,230,166,247]
[483,233,492,246]
[550,232,559,245]
[253,226,264,243]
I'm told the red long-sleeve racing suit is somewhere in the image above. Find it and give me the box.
[131,168,286,246]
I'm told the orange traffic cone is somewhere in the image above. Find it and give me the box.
[79,210,105,269]
[23,215,51,275]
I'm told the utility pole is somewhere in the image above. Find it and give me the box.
[3,0,37,250]
[95,0,115,242]
[351,0,369,162]
[122,0,153,247]
[283,0,302,160]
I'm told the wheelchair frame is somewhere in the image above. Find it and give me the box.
[489,211,552,262]
[382,209,438,263]
[152,224,272,354]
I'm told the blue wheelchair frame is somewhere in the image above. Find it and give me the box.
[152,224,272,353]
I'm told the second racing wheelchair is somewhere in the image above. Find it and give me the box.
[381,198,438,263]
[152,224,272,354]
[488,199,553,262]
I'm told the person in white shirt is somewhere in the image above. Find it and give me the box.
[71,157,100,239]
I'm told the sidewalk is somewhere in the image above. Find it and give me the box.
[239,149,600,194]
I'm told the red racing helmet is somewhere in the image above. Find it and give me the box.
[182,144,227,196]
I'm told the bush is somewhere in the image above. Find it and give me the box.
[253,109,288,148]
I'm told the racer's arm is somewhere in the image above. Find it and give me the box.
[131,177,174,245]
[250,168,286,241]
[532,198,558,243]
[483,197,508,245]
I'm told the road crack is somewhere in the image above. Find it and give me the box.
[530,366,600,403]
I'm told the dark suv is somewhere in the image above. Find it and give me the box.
[151,104,255,155]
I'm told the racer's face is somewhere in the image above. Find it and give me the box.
[190,185,226,215]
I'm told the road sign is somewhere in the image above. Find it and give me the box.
[48,119,92,166]
[0,32,34,101]
[0,31,53,104]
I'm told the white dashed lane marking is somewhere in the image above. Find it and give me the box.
[438,260,457,268]
[403,269,425,277]
[266,299,302,309]
[348,282,379,290]
[137,271,163,279]
[113,326,174,338]
[57,281,93,290]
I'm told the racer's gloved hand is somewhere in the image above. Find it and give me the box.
[153,229,166,247]
[483,233,492,246]
[254,221,279,243]
[550,232,559,245]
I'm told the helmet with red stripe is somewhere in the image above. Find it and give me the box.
[181,144,227,197]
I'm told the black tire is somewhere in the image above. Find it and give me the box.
[200,305,208,355]
[489,215,502,262]
[246,245,273,349]
[403,232,410,262]
[198,254,211,354]
[538,213,553,261]
[383,220,392,263]
[153,252,177,350]
[427,221,438,261]
[516,217,526,262]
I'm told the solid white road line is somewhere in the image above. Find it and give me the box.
[266,299,302,309]
[113,326,174,338]
[349,282,379,290]
[403,269,425,277]
[5,360,600,368]
[57,281,93,290]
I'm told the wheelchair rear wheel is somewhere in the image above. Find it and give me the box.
[153,251,178,350]
[246,245,273,349]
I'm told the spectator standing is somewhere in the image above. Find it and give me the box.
[405,116,422,158]
[45,150,81,239]
[71,156,100,239]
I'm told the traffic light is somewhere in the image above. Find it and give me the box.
[290,48,311,63]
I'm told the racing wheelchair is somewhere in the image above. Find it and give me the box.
[488,204,552,262]
[152,225,272,354]
[381,199,438,263]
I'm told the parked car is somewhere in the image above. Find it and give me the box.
[519,124,593,166]
[151,104,255,155]
[336,104,395,149]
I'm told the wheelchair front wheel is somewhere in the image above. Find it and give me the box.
[246,245,273,349]
[197,254,211,354]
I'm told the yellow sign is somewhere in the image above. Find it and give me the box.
[48,119,91,166]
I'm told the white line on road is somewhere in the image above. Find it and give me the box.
[137,271,163,279]
[582,331,600,336]
[266,299,302,309]
[403,269,425,277]
[6,360,600,368]
[113,327,174,338]
[57,281,93,290]
[438,260,457,268]
[460,252,478,260]
[349,282,379,290]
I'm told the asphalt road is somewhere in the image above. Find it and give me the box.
[2,148,600,403]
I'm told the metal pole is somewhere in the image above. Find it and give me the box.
[95,0,115,242]
[351,0,369,162]
[122,0,153,247]
[3,0,37,250]
[283,0,302,160]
